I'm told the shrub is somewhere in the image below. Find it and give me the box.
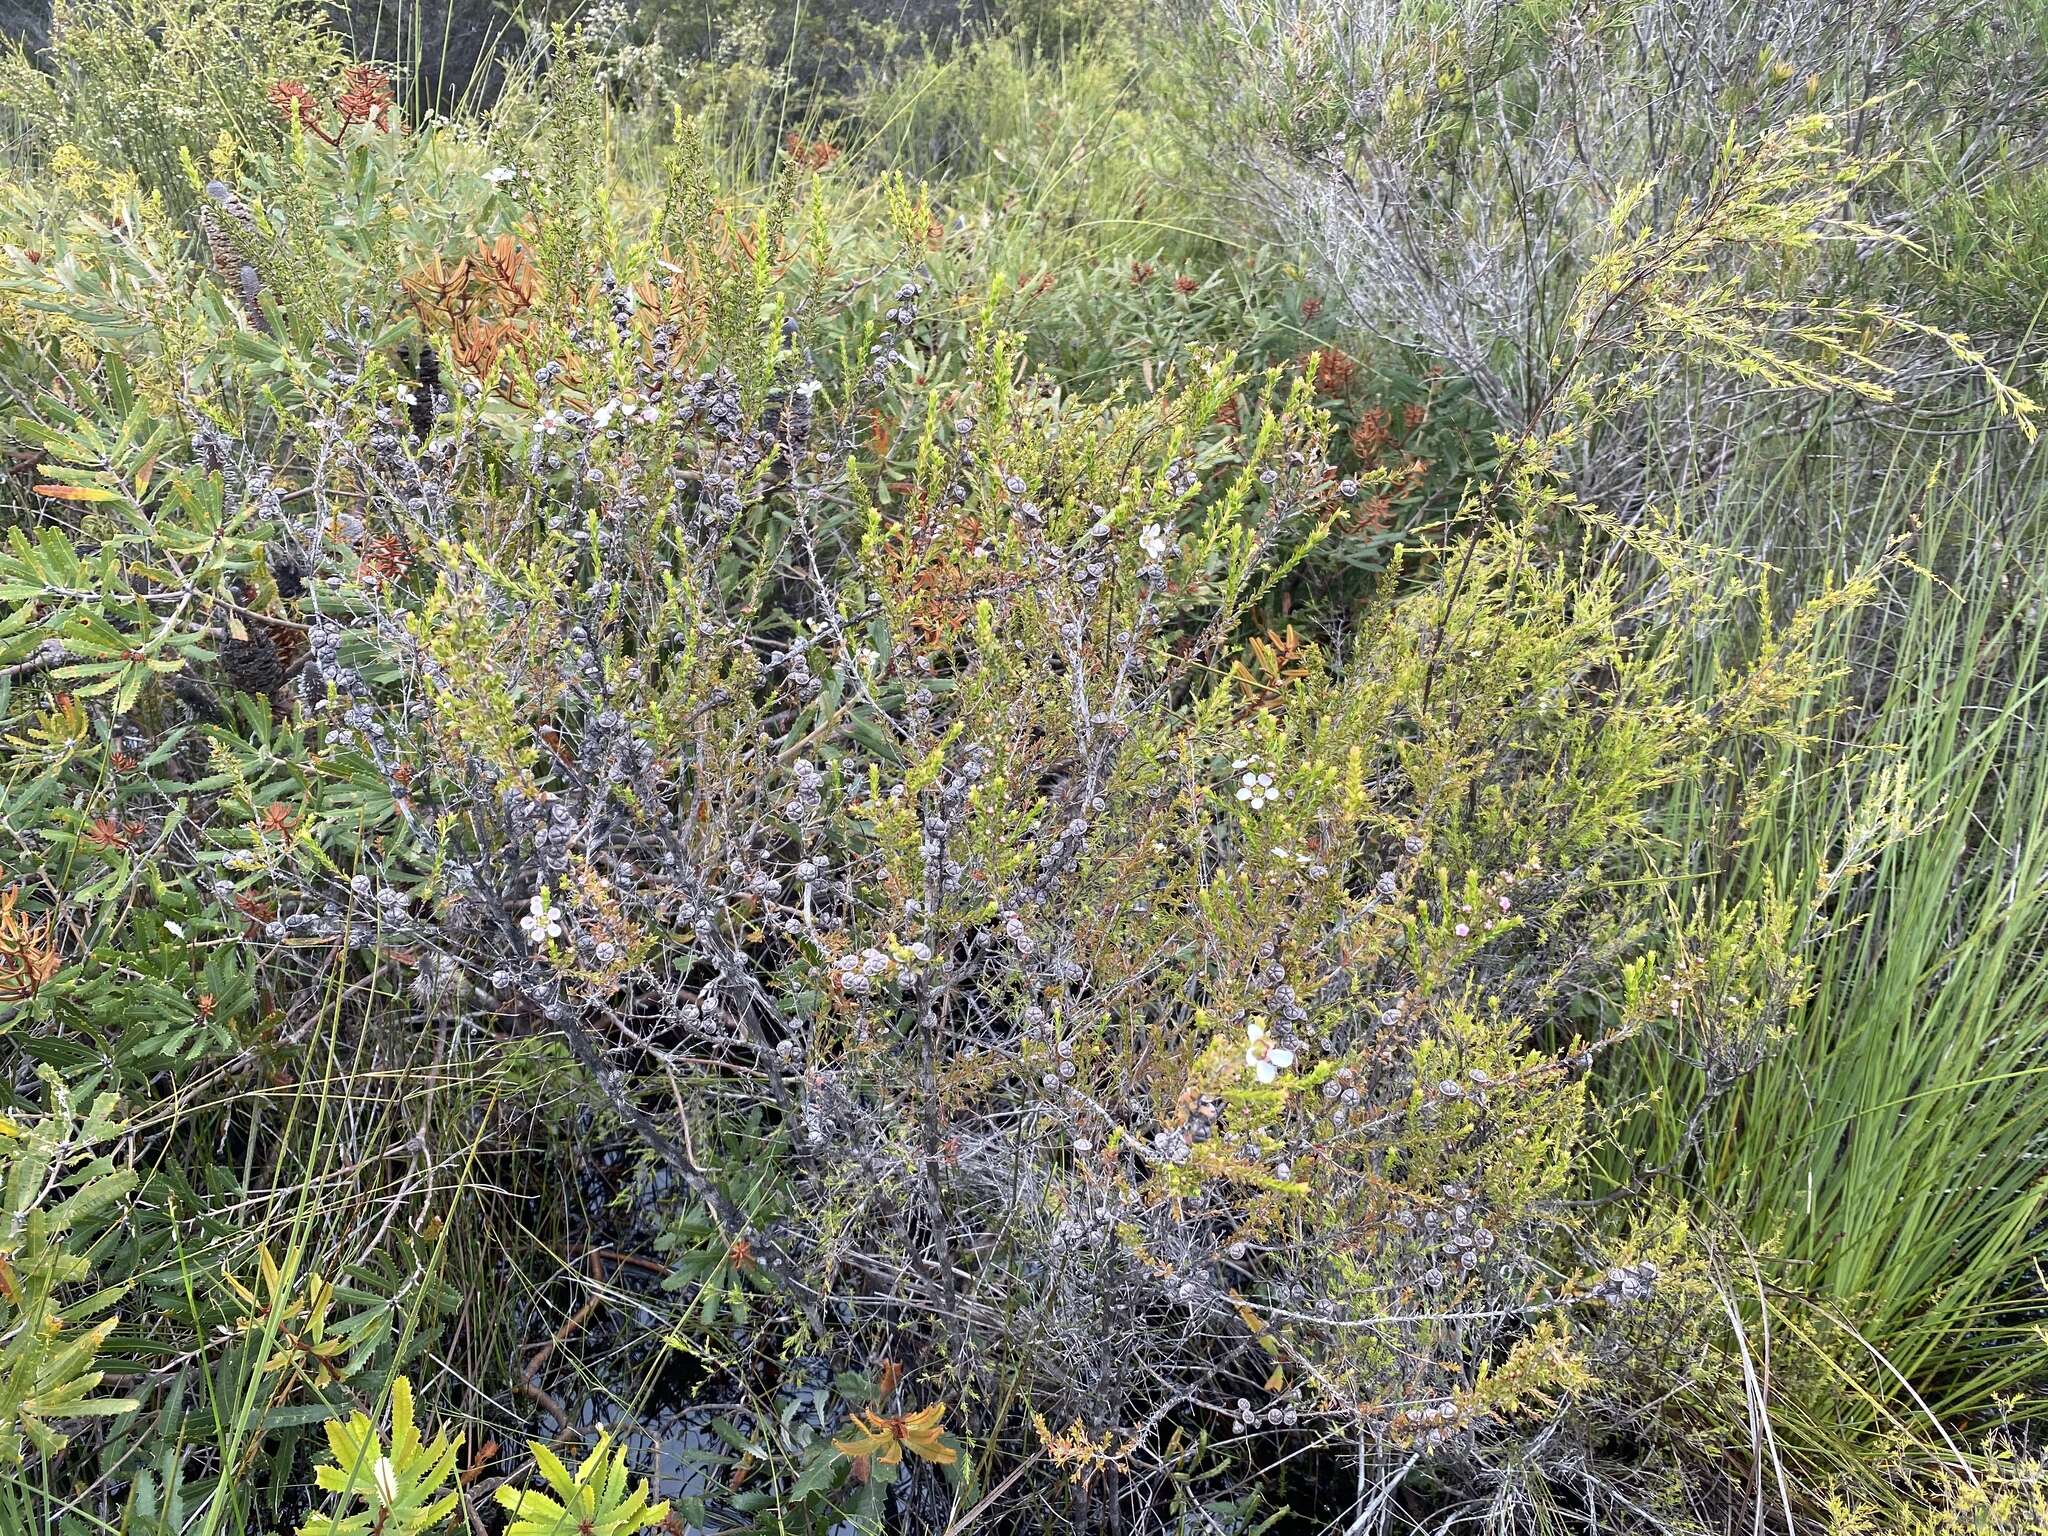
[9,5,2032,1532]
[1827,1447,2048,1536]
[1189,0,2048,498]
[2,0,344,210]
[0,22,1877,1526]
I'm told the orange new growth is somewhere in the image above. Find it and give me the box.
[831,1403,957,1467]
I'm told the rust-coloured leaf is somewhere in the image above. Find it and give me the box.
[34,483,122,502]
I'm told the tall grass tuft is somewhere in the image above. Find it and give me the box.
[1629,403,2048,1479]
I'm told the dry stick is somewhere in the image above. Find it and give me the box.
[545,719,808,1138]
[513,1374,573,1438]
[0,641,74,682]
[554,1007,831,1341]
[515,1250,608,1436]
[940,1449,1048,1536]
[916,797,962,1323]
[480,639,832,1326]
[576,1247,671,1282]
[1343,1451,1420,1536]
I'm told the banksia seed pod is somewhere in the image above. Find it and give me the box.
[264,552,310,688]
[273,633,309,697]
[200,206,240,287]
[784,379,819,453]
[758,381,818,495]
[171,675,227,726]
[219,578,284,696]
[264,609,309,697]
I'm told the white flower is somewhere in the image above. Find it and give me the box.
[1245,1020,1295,1084]
[1139,521,1172,561]
[520,891,564,943]
[591,397,622,429]
[534,408,566,436]
[1235,770,1277,810]
[484,165,518,185]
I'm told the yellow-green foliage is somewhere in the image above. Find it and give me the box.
[1829,1449,2048,1536]
[298,1377,460,1536]
[0,1070,137,1467]
[495,1430,671,1536]
[1568,109,2039,440]
[5,0,341,210]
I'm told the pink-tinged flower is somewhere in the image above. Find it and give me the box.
[1245,1020,1295,1083]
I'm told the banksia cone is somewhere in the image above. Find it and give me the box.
[758,380,819,494]
[225,572,308,704]
[218,578,296,699]
[265,614,309,696]
[220,623,284,696]
[171,675,227,726]
[783,379,819,454]
[409,342,442,441]
[268,546,307,601]
[202,181,273,334]
[200,206,240,287]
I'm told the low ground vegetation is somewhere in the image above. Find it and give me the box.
[1,2,2045,1532]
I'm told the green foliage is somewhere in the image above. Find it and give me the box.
[297,1376,460,1536]
[0,364,240,714]
[0,1068,137,1466]
[1575,114,2011,409]
[494,1430,671,1536]
[1906,157,2048,335]
[656,1146,780,1329]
